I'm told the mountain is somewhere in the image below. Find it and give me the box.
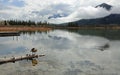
[48,13,68,19]
[63,3,120,26]
[95,3,112,11]
[68,14,120,26]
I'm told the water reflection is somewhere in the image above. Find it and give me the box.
[67,29,120,40]
[0,30,120,75]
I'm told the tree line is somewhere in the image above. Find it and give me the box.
[2,20,80,27]
[1,19,81,27]
[3,20,49,26]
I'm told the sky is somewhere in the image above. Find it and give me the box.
[0,0,120,24]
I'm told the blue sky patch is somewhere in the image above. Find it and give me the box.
[0,0,25,7]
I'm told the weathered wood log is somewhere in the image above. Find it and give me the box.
[0,54,45,65]
[0,32,20,37]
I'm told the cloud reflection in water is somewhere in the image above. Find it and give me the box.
[0,30,119,75]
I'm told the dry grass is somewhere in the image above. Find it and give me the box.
[0,26,52,32]
[0,26,120,32]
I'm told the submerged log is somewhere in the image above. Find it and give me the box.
[0,54,45,65]
[0,32,20,37]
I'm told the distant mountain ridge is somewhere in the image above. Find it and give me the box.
[95,3,113,11]
[72,14,120,25]
[63,3,120,26]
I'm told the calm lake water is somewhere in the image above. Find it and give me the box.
[0,29,120,75]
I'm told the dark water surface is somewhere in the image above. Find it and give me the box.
[0,29,120,75]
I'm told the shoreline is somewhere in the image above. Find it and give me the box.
[0,26,52,32]
[0,26,120,32]
[53,26,120,30]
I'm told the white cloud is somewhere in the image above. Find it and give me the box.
[48,6,111,24]
[111,6,120,14]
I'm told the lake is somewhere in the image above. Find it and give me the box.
[0,29,120,75]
